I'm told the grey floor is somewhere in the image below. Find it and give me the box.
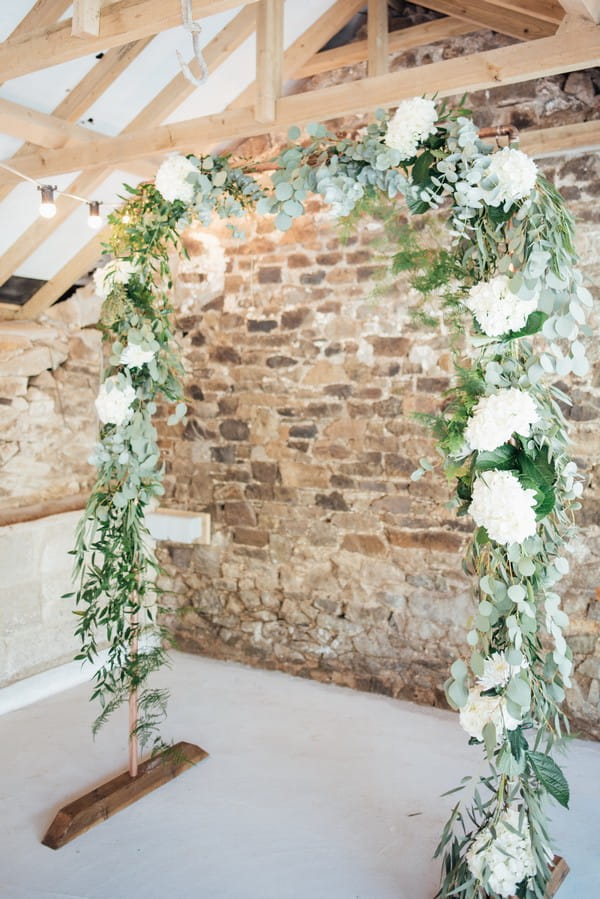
[0,652,598,899]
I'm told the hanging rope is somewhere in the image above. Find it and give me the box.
[177,0,208,87]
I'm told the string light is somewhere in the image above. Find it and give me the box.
[38,184,57,218]
[0,161,111,229]
[87,200,103,229]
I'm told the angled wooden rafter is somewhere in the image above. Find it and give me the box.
[8,0,73,39]
[416,0,557,40]
[4,24,599,185]
[0,0,260,81]
[483,1,565,24]
[297,17,476,79]
[0,97,105,149]
[14,0,365,320]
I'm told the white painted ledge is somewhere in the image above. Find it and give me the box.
[0,650,109,717]
[146,508,211,545]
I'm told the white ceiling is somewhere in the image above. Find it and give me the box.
[0,0,339,282]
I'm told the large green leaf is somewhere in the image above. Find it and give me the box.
[527,751,570,808]
[412,149,435,186]
[474,444,518,472]
[508,310,549,339]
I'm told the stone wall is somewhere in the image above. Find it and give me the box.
[0,289,101,508]
[158,144,600,738]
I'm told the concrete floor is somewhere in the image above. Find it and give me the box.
[0,653,598,899]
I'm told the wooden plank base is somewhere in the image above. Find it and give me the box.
[546,856,570,898]
[42,741,208,849]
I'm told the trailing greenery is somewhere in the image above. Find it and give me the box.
[70,98,590,896]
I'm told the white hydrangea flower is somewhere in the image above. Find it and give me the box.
[467,807,537,898]
[469,470,538,545]
[478,651,526,691]
[384,97,438,160]
[486,146,538,208]
[155,154,197,203]
[459,688,521,742]
[464,387,539,452]
[464,275,537,337]
[93,259,140,299]
[120,344,155,369]
[95,376,136,426]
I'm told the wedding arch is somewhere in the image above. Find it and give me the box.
[67,97,590,898]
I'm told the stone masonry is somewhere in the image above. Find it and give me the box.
[158,146,600,739]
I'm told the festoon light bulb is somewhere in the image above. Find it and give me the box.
[38,184,57,219]
[87,200,103,229]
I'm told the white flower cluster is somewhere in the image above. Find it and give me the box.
[93,259,140,299]
[464,387,539,452]
[155,154,197,204]
[95,376,136,426]
[120,344,155,369]
[464,275,537,337]
[459,687,520,742]
[478,651,525,691]
[384,97,438,160]
[486,147,538,209]
[467,807,536,898]
[468,470,537,545]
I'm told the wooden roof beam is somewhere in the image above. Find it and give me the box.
[415,0,557,40]
[0,0,259,81]
[3,24,599,183]
[296,17,476,79]
[72,0,102,37]
[368,0,388,77]
[558,0,600,22]
[255,0,284,123]
[478,1,565,25]
[0,97,105,150]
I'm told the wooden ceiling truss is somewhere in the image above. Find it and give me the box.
[0,0,597,320]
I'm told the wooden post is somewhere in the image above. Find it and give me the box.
[255,0,284,123]
[128,608,139,778]
[367,0,388,77]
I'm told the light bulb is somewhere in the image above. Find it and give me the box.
[87,200,103,229]
[122,212,131,224]
[39,184,57,219]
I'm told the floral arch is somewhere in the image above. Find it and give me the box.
[73,97,591,899]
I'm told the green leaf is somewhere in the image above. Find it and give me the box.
[527,751,570,808]
[275,181,293,201]
[475,444,518,472]
[508,726,528,761]
[412,149,434,185]
[287,125,301,140]
[482,721,497,757]
[508,310,548,339]
[506,675,530,709]
[447,679,468,709]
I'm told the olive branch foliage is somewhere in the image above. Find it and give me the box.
[67,100,590,895]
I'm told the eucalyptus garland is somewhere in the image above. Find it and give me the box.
[71,96,590,897]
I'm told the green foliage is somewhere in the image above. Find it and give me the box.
[72,98,586,898]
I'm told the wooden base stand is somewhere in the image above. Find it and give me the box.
[42,741,208,849]
[545,856,570,898]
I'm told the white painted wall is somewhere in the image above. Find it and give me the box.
[0,510,80,687]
